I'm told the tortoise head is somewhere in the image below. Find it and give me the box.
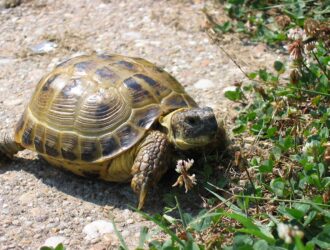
[160,107,218,150]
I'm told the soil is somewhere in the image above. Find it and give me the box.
[0,0,282,249]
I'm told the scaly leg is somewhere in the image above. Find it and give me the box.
[0,129,22,160]
[131,131,171,209]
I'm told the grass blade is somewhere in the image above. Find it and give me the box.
[112,220,129,250]
[175,196,187,229]
[224,212,275,244]
[237,228,275,244]
[205,185,244,215]
[138,226,149,249]
[136,209,185,247]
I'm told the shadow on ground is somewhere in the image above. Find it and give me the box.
[0,156,156,211]
[0,145,234,214]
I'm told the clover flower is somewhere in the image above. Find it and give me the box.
[275,15,291,29]
[173,159,196,193]
[287,40,304,60]
[287,27,306,41]
[304,19,320,37]
[277,223,304,244]
[302,140,320,155]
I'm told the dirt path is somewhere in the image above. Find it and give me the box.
[0,0,280,249]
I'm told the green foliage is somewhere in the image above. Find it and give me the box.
[110,4,330,250]
[216,0,330,44]
[224,87,244,101]
[40,244,65,250]
[222,21,330,249]
[131,16,330,250]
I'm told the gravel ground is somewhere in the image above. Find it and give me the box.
[0,0,281,249]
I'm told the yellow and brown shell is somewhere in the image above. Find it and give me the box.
[14,54,197,164]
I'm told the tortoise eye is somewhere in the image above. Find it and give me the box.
[185,117,199,126]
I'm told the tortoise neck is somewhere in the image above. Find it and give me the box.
[159,108,189,148]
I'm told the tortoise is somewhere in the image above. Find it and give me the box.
[0,54,223,209]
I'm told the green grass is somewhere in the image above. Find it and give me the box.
[120,2,330,249]
[214,0,330,45]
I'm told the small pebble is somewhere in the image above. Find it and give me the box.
[193,79,215,89]
[121,230,130,237]
[30,41,58,54]
[126,219,134,224]
[11,220,20,226]
[0,57,15,65]
[123,31,142,40]
[83,220,114,240]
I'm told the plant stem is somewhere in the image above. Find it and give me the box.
[234,195,330,207]
[312,50,330,80]
[289,86,330,97]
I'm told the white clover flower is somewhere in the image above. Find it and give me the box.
[173,159,196,193]
[175,159,194,173]
[287,28,306,40]
[277,223,304,244]
[292,225,304,238]
[304,41,317,54]
[302,140,320,155]
[278,223,292,244]
[302,141,313,154]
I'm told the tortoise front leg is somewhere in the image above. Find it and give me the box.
[0,129,22,160]
[131,131,171,209]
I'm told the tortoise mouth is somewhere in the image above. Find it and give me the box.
[174,135,216,150]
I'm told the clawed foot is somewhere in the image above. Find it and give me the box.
[131,174,152,210]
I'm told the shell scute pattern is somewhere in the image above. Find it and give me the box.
[34,136,44,153]
[73,60,97,76]
[134,73,171,100]
[93,66,119,84]
[100,135,120,157]
[61,148,77,161]
[34,124,45,153]
[115,60,136,70]
[131,57,186,94]
[116,124,140,149]
[22,123,33,146]
[16,54,197,163]
[44,129,60,157]
[42,74,60,92]
[162,93,188,110]
[60,79,83,97]
[60,132,79,161]
[81,140,100,162]
[122,77,156,108]
[20,116,36,147]
[132,105,162,128]
[55,56,80,69]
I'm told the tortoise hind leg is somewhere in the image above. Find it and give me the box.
[0,130,22,160]
[131,131,171,209]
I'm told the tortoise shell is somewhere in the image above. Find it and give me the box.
[14,54,197,163]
